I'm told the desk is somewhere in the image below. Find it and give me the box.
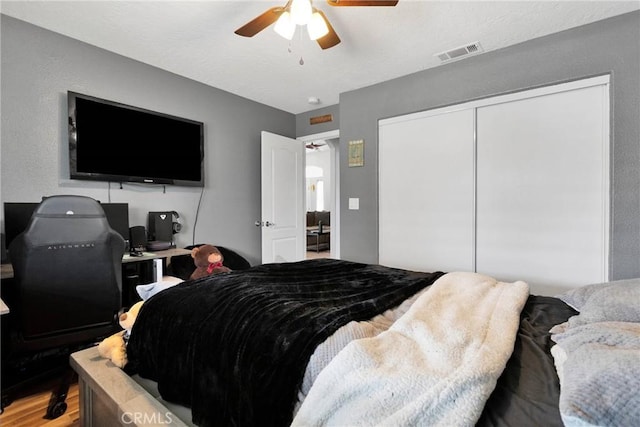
[122,247,191,264]
[0,248,191,307]
[1,264,14,314]
[122,248,190,306]
[1,263,14,280]
[0,247,191,280]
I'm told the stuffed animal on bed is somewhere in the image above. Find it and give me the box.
[190,244,231,280]
[97,300,144,368]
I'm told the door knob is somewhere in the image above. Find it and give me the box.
[255,221,275,227]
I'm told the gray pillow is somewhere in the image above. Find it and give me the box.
[563,280,640,328]
[556,278,640,311]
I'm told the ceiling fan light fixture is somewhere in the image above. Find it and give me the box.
[274,11,296,40]
[290,0,312,25]
[307,11,329,40]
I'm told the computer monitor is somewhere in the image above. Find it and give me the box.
[3,201,130,251]
[3,203,38,251]
[100,203,130,244]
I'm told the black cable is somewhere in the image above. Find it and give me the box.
[192,185,205,246]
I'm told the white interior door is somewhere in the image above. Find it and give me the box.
[261,131,305,263]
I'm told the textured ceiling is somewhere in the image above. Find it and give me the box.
[2,1,638,114]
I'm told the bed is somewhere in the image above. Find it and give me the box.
[70,258,640,427]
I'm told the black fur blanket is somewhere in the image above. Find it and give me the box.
[126,258,444,427]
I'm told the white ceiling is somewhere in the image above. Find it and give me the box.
[2,1,638,114]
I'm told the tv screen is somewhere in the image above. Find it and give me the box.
[68,91,204,187]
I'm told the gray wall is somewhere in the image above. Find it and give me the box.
[3,12,639,279]
[338,11,640,281]
[0,15,295,266]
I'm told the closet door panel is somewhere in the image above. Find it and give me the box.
[379,109,474,272]
[476,85,607,287]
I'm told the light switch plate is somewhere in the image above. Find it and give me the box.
[348,198,360,210]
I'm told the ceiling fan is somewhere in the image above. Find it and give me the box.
[305,141,326,150]
[234,0,399,50]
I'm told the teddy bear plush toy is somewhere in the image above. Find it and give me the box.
[98,300,144,368]
[189,244,231,280]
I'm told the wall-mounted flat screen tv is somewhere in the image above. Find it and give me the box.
[68,91,204,187]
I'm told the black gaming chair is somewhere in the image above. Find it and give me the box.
[3,195,125,418]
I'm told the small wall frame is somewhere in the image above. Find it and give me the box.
[348,139,364,167]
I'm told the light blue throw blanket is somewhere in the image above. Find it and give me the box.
[552,280,640,427]
[552,322,640,426]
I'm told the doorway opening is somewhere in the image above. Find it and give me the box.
[298,131,339,260]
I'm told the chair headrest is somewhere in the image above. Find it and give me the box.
[11,196,113,248]
[34,195,106,217]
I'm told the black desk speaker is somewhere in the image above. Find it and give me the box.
[129,226,147,251]
[148,211,175,243]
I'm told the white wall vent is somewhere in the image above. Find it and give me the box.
[435,41,484,63]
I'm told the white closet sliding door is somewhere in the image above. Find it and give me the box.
[379,76,609,290]
[476,84,609,287]
[379,108,474,272]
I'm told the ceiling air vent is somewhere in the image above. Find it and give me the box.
[435,41,484,63]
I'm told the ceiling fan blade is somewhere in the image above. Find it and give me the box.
[315,10,341,50]
[234,7,285,37]
[327,0,398,6]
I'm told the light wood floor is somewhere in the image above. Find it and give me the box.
[305,249,331,259]
[0,378,79,427]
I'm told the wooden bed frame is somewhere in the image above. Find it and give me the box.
[70,346,191,427]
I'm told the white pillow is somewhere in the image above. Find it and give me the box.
[136,276,184,300]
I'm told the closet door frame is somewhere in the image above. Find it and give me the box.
[378,74,610,285]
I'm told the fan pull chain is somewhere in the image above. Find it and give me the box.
[287,40,305,66]
[296,28,305,66]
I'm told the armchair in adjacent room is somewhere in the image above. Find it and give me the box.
[306,211,330,252]
[2,195,125,418]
